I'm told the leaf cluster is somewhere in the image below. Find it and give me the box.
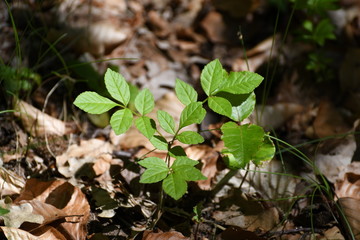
[74,60,275,200]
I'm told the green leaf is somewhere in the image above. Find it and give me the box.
[179,102,206,129]
[135,88,154,115]
[157,110,175,134]
[252,135,275,165]
[216,92,256,121]
[149,135,168,150]
[176,131,204,144]
[172,156,199,167]
[312,19,336,46]
[179,166,206,181]
[223,153,245,169]
[169,146,187,158]
[175,79,198,105]
[171,157,206,180]
[200,59,224,96]
[163,172,187,200]
[104,68,130,105]
[221,122,264,168]
[208,96,232,118]
[128,82,140,111]
[74,91,118,114]
[135,116,156,139]
[0,206,9,216]
[110,108,133,135]
[217,71,263,94]
[139,157,169,183]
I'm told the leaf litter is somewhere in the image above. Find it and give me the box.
[2,0,360,239]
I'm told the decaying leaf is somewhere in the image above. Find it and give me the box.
[249,103,304,131]
[14,100,74,137]
[313,101,351,138]
[315,135,356,183]
[56,138,113,178]
[14,178,90,240]
[0,200,44,228]
[142,229,190,240]
[0,226,66,240]
[213,207,279,233]
[0,167,25,196]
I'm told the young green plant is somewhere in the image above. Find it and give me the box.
[74,59,275,200]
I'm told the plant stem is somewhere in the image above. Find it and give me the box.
[211,169,237,196]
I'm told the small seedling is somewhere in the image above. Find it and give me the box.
[74,59,275,200]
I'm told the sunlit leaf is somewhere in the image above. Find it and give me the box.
[157,110,176,134]
[179,102,206,129]
[135,88,154,115]
[176,131,204,144]
[221,122,264,168]
[149,135,168,150]
[200,59,224,96]
[217,71,263,94]
[74,91,118,114]
[252,135,275,165]
[163,172,187,200]
[139,157,169,183]
[104,68,130,105]
[135,116,156,139]
[216,92,256,121]
[208,96,232,118]
[175,79,198,105]
[110,108,133,135]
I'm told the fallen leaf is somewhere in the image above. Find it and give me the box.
[0,167,25,196]
[315,137,356,183]
[56,138,113,178]
[142,229,189,240]
[313,101,351,138]
[213,207,279,232]
[14,100,74,137]
[14,178,90,240]
[0,200,44,228]
[0,226,66,240]
[200,11,227,43]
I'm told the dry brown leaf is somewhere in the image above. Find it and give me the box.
[213,207,279,232]
[320,226,345,240]
[142,229,189,240]
[14,100,74,137]
[15,178,90,240]
[335,162,360,199]
[0,226,66,240]
[315,137,356,183]
[249,103,304,131]
[0,200,44,228]
[313,101,351,138]
[232,35,280,72]
[200,11,227,43]
[0,167,25,196]
[56,138,113,178]
[147,10,170,38]
[337,198,360,238]
[52,0,130,56]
